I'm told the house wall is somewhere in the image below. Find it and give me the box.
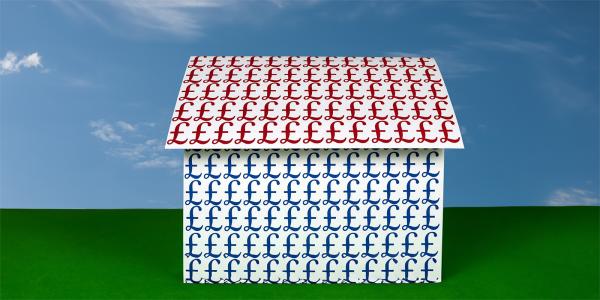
[183,149,444,283]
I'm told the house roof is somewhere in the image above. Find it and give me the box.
[165,56,463,149]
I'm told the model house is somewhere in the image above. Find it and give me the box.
[165,56,463,283]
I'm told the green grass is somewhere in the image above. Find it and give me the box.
[1,207,598,299]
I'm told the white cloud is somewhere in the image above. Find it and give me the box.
[387,49,486,78]
[53,0,111,30]
[531,0,552,12]
[546,188,599,206]
[463,2,513,20]
[19,52,42,68]
[109,139,160,160]
[112,139,178,169]
[431,24,474,40]
[469,38,555,54]
[427,50,487,78]
[114,0,224,36]
[0,52,18,73]
[90,120,123,143]
[553,29,575,41]
[432,23,559,56]
[54,0,315,38]
[432,24,556,56]
[116,121,136,132]
[540,77,594,112]
[563,55,584,65]
[55,0,229,37]
[0,52,43,75]
[134,156,179,169]
[109,143,147,160]
[91,120,178,169]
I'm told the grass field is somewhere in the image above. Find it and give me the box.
[1,207,598,299]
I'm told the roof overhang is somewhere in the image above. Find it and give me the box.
[165,56,463,149]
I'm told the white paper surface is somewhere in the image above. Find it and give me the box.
[183,149,444,283]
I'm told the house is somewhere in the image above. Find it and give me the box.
[165,56,463,283]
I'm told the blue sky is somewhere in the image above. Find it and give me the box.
[0,0,598,208]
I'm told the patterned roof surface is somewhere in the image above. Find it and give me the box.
[165,56,463,149]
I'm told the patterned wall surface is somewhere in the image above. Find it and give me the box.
[183,149,444,283]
